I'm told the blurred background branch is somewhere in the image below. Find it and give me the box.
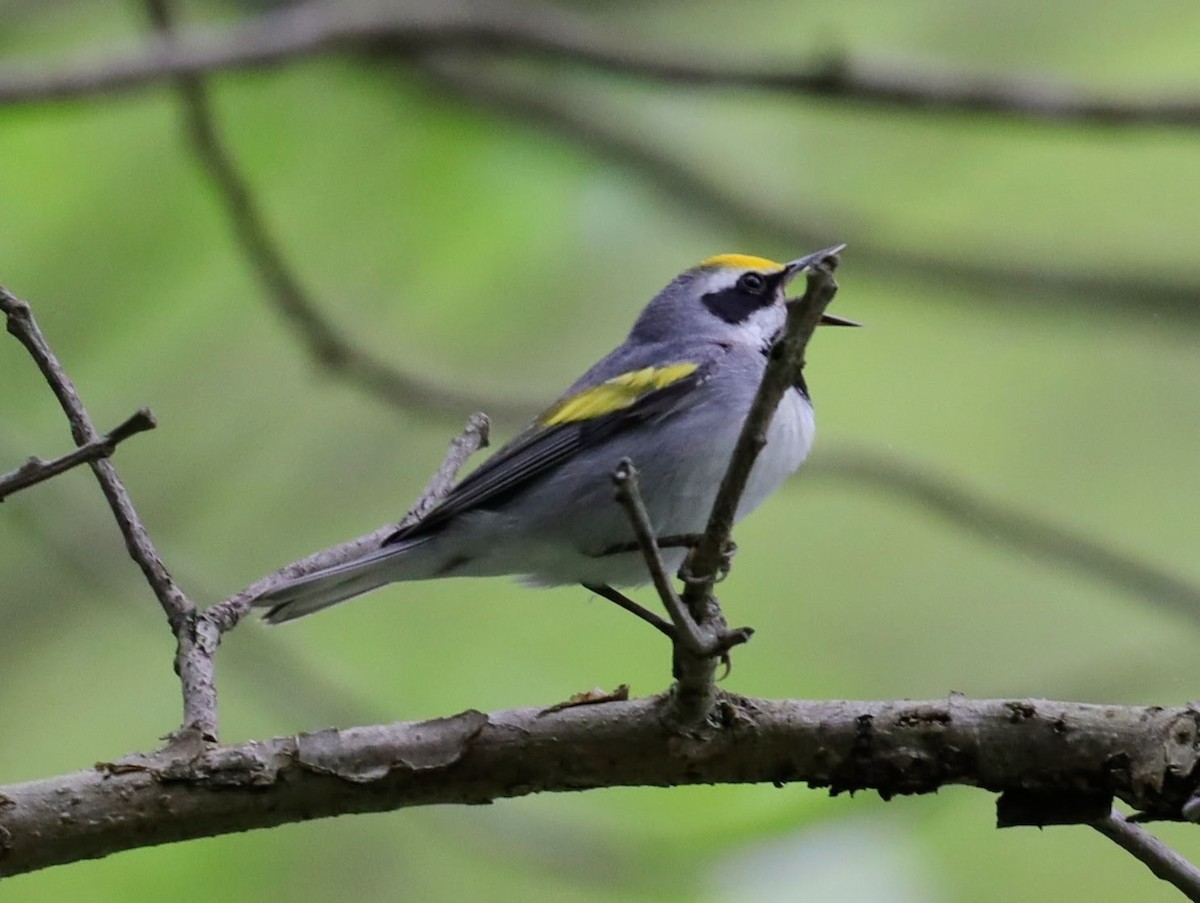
[3,0,1199,128]
[810,447,1200,627]
[145,0,535,423]
[0,1,1194,316]
[423,59,1199,317]
[3,0,1199,900]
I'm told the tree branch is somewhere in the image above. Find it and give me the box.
[1092,808,1200,901]
[205,411,490,633]
[1,291,182,620]
[0,286,488,744]
[3,0,1200,128]
[2,694,1198,878]
[643,253,839,719]
[812,447,1200,628]
[0,290,189,628]
[610,460,705,653]
[144,0,533,424]
[425,60,1200,320]
[0,408,155,502]
[0,286,221,740]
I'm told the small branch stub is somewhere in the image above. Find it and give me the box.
[0,408,156,502]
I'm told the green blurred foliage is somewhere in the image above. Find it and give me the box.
[2,0,1199,900]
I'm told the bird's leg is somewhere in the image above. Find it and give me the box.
[583,583,676,640]
[677,539,738,586]
[675,541,753,678]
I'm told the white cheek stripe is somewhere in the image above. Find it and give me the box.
[695,269,742,295]
[738,304,786,349]
[695,269,788,345]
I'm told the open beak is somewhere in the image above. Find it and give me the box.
[782,244,860,327]
[818,312,861,327]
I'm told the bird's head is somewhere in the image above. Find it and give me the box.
[631,246,856,347]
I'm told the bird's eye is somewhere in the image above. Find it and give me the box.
[738,272,767,294]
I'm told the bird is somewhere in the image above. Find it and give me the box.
[253,247,853,625]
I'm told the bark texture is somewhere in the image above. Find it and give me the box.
[3,693,1198,877]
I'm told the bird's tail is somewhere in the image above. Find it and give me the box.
[251,539,428,625]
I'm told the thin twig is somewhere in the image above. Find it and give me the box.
[144,0,531,424]
[400,411,492,527]
[1092,808,1200,901]
[610,459,707,654]
[4,0,1200,128]
[426,61,1199,319]
[2,473,389,730]
[1,288,192,630]
[0,285,217,738]
[681,255,841,615]
[624,252,838,724]
[811,448,1200,628]
[206,411,490,632]
[582,583,675,639]
[0,408,156,502]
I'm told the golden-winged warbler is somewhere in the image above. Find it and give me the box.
[255,247,853,623]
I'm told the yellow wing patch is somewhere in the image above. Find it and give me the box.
[540,363,700,426]
[700,253,784,272]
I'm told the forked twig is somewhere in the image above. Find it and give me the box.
[0,285,215,737]
[682,256,841,608]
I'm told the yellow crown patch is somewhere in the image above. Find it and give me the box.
[699,253,784,272]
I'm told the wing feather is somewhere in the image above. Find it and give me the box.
[384,362,707,544]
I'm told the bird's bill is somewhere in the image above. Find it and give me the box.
[784,244,860,327]
[819,312,861,327]
[783,243,847,279]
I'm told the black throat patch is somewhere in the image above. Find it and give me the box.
[701,285,774,324]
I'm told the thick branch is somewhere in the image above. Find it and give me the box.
[3,0,1200,128]
[0,408,155,502]
[3,694,1199,878]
